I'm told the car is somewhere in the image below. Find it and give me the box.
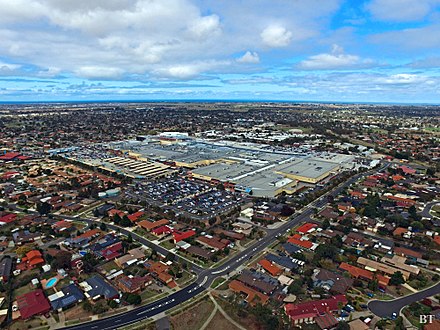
[391,312,397,320]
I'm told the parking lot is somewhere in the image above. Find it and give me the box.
[125,176,243,218]
[175,189,242,216]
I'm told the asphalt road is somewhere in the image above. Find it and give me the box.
[418,201,440,219]
[368,281,440,318]
[63,165,386,330]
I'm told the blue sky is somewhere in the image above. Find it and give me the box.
[1,0,440,103]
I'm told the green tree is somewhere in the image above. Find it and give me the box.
[120,215,132,227]
[390,272,405,286]
[288,279,304,295]
[336,321,350,330]
[250,303,279,330]
[322,219,330,230]
[100,222,107,231]
[82,301,92,312]
[368,279,378,292]
[36,201,52,215]
[126,294,142,305]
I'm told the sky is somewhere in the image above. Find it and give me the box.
[1,0,440,103]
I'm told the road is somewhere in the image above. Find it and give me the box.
[62,164,387,330]
[418,200,440,219]
[368,281,440,318]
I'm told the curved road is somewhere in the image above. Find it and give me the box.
[418,200,440,219]
[368,281,440,318]
[63,165,385,330]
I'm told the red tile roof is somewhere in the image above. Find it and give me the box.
[285,295,347,321]
[76,228,100,240]
[258,259,282,276]
[287,237,314,249]
[394,247,423,259]
[16,289,51,319]
[0,213,17,224]
[173,230,196,243]
[128,211,145,222]
[393,227,408,236]
[0,152,21,161]
[229,280,269,305]
[138,219,169,231]
[296,223,317,234]
[152,225,173,236]
[339,262,389,287]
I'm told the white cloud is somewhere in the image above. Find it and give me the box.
[76,66,124,79]
[188,15,221,39]
[297,44,375,70]
[378,73,432,84]
[237,51,260,64]
[370,25,440,50]
[260,25,293,47]
[0,0,345,81]
[366,0,440,22]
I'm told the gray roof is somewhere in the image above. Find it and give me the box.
[0,257,12,279]
[50,284,85,310]
[85,275,119,299]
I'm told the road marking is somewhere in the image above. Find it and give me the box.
[199,276,208,286]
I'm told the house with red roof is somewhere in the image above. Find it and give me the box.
[296,223,318,234]
[108,209,126,218]
[16,289,51,319]
[1,171,20,180]
[285,295,347,326]
[229,280,269,306]
[350,191,367,200]
[0,213,17,225]
[287,236,316,250]
[173,230,196,243]
[385,195,416,208]
[258,259,282,276]
[19,250,45,270]
[51,220,73,233]
[138,219,169,231]
[399,165,416,175]
[0,152,22,161]
[99,242,123,261]
[339,262,389,287]
[152,225,173,237]
[196,235,230,251]
[127,211,145,223]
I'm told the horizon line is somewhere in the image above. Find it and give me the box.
[1,99,439,106]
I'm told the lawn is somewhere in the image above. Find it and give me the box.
[12,284,32,299]
[169,298,215,330]
[211,277,226,289]
[99,260,119,274]
[176,270,193,286]
[159,240,175,250]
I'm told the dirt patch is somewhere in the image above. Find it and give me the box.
[215,297,260,330]
[206,311,240,330]
[170,298,215,330]
[64,304,92,322]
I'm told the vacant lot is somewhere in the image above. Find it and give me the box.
[170,298,214,330]
[64,304,92,322]
[206,311,240,330]
[215,297,260,330]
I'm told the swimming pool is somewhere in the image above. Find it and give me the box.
[46,277,58,288]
